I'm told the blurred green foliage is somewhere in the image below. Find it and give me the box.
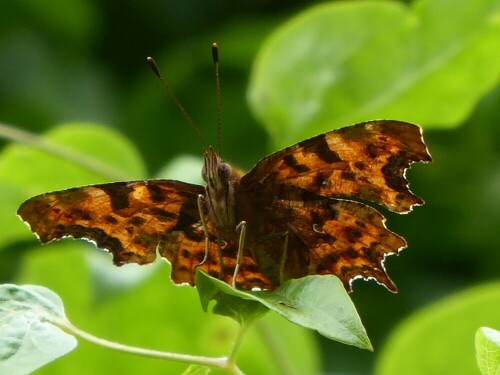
[375,282,500,374]
[0,0,499,374]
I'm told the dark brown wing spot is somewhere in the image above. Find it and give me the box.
[104,215,118,224]
[354,161,366,170]
[149,207,177,222]
[283,154,310,173]
[341,171,356,181]
[129,216,146,226]
[365,143,379,159]
[311,211,325,227]
[174,201,200,230]
[100,183,133,210]
[313,172,328,187]
[195,251,206,262]
[345,227,362,243]
[364,246,379,263]
[327,253,339,264]
[67,208,92,221]
[343,248,359,259]
[147,184,166,203]
[314,135,342,163]
[328,203,340,221]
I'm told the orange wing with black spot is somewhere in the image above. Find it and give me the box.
[238,120,431,291]
[17,180,272,289]
[241,120,432,213]
[18,120,431,293]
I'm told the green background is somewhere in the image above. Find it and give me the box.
[1,0,499,374]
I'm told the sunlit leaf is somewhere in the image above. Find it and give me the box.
[0,284,77,375]
[249,0,500,146]
[375,282,500,375]
[476,327,500,375]
[197,271,372,350]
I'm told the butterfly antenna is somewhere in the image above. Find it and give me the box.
[212,43,222,154]
[146,56,208,148]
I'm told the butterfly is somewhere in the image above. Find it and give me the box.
[18,120,431,292]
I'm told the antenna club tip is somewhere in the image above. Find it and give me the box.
[211,43,219,63]
[146,56,162,79]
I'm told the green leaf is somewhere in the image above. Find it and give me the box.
[16,246,319,374]
[197,271,371,350]
[196,270,269,325]
[257,275,371,350]
[0,123,146,248]
[0,123,146,193]
[0,284,77,375]
[375,282,500,375]
[476,327,500,375]
[248,0,500,147]
[154,154,204,184]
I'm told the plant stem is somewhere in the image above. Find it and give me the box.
[0,122,133,180]
[58,319,247,374]
[226,322,249,368]
[59,320,226,368]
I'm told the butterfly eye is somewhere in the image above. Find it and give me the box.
[218,162,232,181]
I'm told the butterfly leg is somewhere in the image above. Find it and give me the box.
[232,221,247,287]
[279,231,289,284]
[196,194,210,267]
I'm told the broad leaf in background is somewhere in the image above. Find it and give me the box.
[248,0,500,146]
[198,271,372,350]
[0,123,146,249]
[475,327,500,375]
[0,284,77,375]
[375,282,500,375]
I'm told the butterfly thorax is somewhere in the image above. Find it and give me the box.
[202,147,243,239]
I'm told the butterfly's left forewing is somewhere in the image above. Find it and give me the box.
[18,180,205,266]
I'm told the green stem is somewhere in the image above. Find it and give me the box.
[58,319,246,374]
[60,320,226,368]
[226,322,249,368]
[0,122,133,181]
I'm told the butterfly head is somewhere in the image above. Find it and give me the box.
[202,147,242,230]
[202,147,234,191]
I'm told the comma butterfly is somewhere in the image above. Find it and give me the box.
[17,47,431,293]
